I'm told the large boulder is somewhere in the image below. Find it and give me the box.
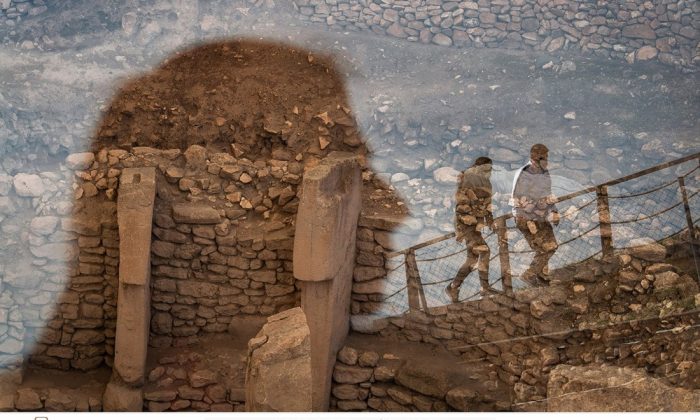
[245,307,312,411]
[547,364,700,411]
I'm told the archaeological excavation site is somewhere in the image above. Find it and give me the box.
[0,0,699,414]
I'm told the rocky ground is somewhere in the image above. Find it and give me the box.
[0,1,698,245]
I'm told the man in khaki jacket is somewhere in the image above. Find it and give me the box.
[446,156,494,302]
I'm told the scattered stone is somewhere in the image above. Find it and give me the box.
[653,271,681,289]
[65,152,95,170]
[13,174,44,197]
[246,307,311,411]
[433,167,460,185]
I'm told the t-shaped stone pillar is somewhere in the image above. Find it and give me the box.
[104,167,156,411]
[293,152,361,411]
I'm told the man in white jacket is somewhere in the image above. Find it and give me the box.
[511,144,560,284]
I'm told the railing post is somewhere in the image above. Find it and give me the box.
[405,249,422,311]
[495,217,513,296]
[678,175,700,283]
[596,185,614,258]
[679,176,697,241]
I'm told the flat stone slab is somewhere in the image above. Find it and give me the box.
[172,203,221,224]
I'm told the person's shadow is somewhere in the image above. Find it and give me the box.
[1,39,409,412]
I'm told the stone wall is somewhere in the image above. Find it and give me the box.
[1,150,119,381]
[0,0,48,23]
[348,216,700,408]
[104,144,301,348]
[147,145,300,348]
[292,0,700,69]
[351,213,420,323]
[0,141,306,382]
[330,344,510,411]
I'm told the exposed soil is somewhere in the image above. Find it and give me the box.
[93,40,366,158]
[21,365,111,389]
[91,38,406,216]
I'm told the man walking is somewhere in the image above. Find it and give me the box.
[511,144,559,284]
[446,156,494,302]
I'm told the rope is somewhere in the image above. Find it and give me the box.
[607,177,678,199]
[610,191,698,225]
[681,163,700,178]
[449,308,700,352]
[415,247,468,262]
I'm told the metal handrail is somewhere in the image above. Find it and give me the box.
[368,152,700,311]
[388,152,700,258]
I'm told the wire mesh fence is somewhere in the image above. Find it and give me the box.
[368,155,700,317]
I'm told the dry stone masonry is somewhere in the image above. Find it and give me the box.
[293,0,700,69]
[329,342,511,411]
[1,150,119,381]
[341,216,700,410]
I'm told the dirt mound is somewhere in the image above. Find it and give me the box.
[94,39,366,159]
